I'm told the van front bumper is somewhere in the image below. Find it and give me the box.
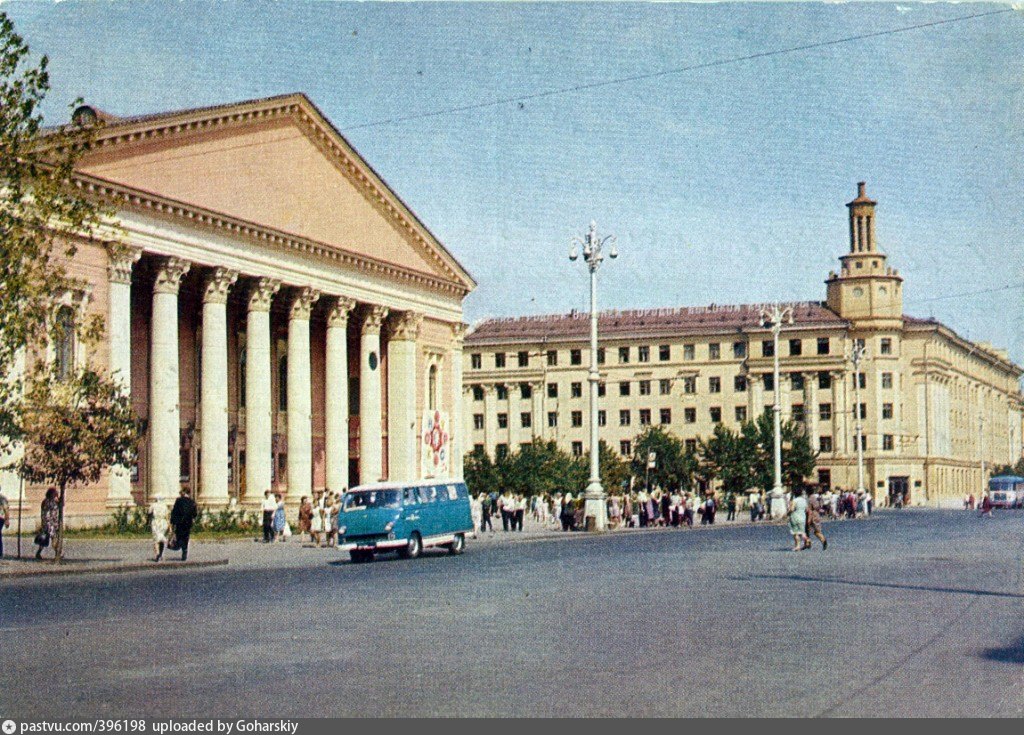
[338,538,407,552]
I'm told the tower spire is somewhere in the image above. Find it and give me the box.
[847,181,877,253]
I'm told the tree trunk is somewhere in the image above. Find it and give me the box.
[55,482,66,562]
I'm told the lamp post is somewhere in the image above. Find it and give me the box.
[760,304,793,519]
[570,221,617,532]
[849,340,867,495]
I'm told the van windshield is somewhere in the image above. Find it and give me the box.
[344,490,401,511]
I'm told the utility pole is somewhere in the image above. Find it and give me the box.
[850,340,867,496]
[570,221,617,532]
[979,412,986,500]
[760,304,793,519]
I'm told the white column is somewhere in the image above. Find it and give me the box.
[325,296,355,492]
[286,287,320,501]
[149,257,190,502]
[483,384,497,456]
[359,305,389,483]
[805,371,819,453]
[451,324,467,479]
[387,311,421,482]
[244,277,280,504]
[105,245,141,508]
[0,348,25,502]
[199,268,238,507]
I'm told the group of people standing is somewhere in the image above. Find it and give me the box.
[264,489,345,547]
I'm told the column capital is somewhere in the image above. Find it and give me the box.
[152,257,190,295]
[202,267,239,305]
[326,296,357,328]
[390,311,423,341]
[106,244,142,285]
[289,287,321,321]
[451,321,468,347]
[362,305,390,335]
[247,277,281,313]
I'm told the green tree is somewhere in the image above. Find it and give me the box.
[742,408,818,492]
[698,423,755,496]
[463,445,498,497]
[598,439,629,494]
[12,365,139,561]
[630,426,696,492]
[0,12,109,448]
[990,458,1024,478]
[507,439,586,497]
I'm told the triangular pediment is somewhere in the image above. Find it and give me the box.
[74,94,473,291]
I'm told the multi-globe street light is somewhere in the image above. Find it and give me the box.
[849,340,867,495]
[570,221,617,532]
[760,303,794,519]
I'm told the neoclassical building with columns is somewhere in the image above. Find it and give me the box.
[0,93,474,525]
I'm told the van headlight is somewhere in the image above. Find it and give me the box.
[337,525,347,536]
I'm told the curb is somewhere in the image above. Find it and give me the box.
[0,558,229,579]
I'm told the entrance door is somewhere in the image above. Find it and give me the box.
[888,476,909,507]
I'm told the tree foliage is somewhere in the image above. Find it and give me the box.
[741,408,818,491]
[629,426,697,492]
[990,458,1024,478]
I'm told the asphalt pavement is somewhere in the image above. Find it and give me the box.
[1,509,1022,718]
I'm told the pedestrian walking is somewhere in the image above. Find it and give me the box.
[310,491,327,546]
[150,496,169,561]
[0,489,9,558]
[478,492,493,532]
[804,487,828,550]
[979,492,994,517]
[787,487,808,551]
[261,490,276,543]
[748,489,760,523]
[514,494,526,531]
[726,494,737,521]
[327,492,341,546]
[34,487,59,560]
[273,493,286,541]
[169,487,198,561]
[702,493,717,525]
[298,496,313,542]
[560,497,576,531]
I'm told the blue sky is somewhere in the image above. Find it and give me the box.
[5,1,1022,363]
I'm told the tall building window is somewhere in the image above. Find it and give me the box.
[709,343,721,360]
[709,376,721,394]
[639,380,651,396]
[819,436,833,452]
[547,350,558,366]
[638,345,650,363]
[473,414,484,430]
[659,379,671,395]
[818,371,832,390]
[733,341,747,359]
[497,413,508,429]
[660,408,671,424]
[683,377,696,394]
[735,406,747,422]
[762,340,774,358]
[853,373,866,389]
[857,403,867,420]
[517,351,529,367]
[683,344,695,361]
[619,409,631,426]
[495,352,506,368]
[709,407,722,423]
[597,382,606,397]
[817,337,830,355]
[53,306,77,381]
[520,382,533,399]
[470,353,482,369]
[880,338,893,355]
[659,345,671,361]
[598,410,606,427]
[547,383,558,399]
[620,441,632,457]
[472,385,484,401]
[881,372,893,389]
[684,439,697,453]
[496,444,509,460]
[278,355,288,411]
[618,346,630,364]
[548,412,558,428]
[882,434,894,451]
[571,382,583,398]
[882,403,893,419]
[789,338,802,356]
[684,407,696,424]
[639,409,652,426]
[597,347,605,365]
[238,345,246,407]
[763,374,774,391]
[572,441,584,457]
[619,381,631,397]
[496,384,509,400]
[571,411,583,427]
[792,404,805,423]
[520,412,532,428]
[819,403,832,420]
[734,375,747,392]
[428,365,439,410]
[790,373,805,391]
[570,349,582,365]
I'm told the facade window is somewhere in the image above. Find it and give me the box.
[683,344,695,361]
[660,408,671,425]
[239,346,247,407]
[620,441,632,457]
[497,413,508,429]
[571,382,583,399]
[857,403,867,420]
[710,406,722,423]
[639,380,651,396]
[659,379,671,395]
[791,373,805,391]
[572,441,584,457]
[496,444,509,460]
[546,350,557,366]
[735,406,747,423]
[762,340,774,358]
[709,343,721,360]
[638,345,650,363]
[520,382,533,400]
[278,355,288,411]
[817,337,830,355]
[598,410,606,427]
[597,347,606,365]
[709,376,721,394]
[473,414,484,430]
[520,412,532,428]
[882,434,894,451]
[763,374,774,391]
[792,404,805,423]
[428,365,439,410]
[855,338,866,350]
[571,411,583,428]
[619,409,631,427]
[818,371,831,390]
[53,306,77,381]
[789,338,802,356]
[470,353,482,369]
[733,341,746,359]
[619,381,631,397]
[495,352,506,368]
[472,385,484,401]
[882,403,893,420]
[598,382,606,397]
[819,403,832,421]
[570,349,582,365]
[517,351,529,367]
[853,372,866,389]
[473,444,485,454]
[684,407,696,424]
[618,346,630,364]
[734,375,747,392]
[685,439,697,453]
[881,372,893,389]
[639,409,652,426]
[659,345,671,361]
[855,434,867,450]
[818,469,832,490]
[819,436,833,453]
[496,384,509,400]
[880,338,892,355]
[683,377,696,394]
[547,383,558,399]
[548,412,558,428]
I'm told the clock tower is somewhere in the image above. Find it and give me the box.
[825,182,904,329]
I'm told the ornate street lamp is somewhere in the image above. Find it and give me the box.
[760,303,794,519]
[570,222,617,531]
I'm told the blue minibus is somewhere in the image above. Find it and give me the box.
[337,479,473,562]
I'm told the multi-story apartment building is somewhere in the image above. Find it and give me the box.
[463,183,1023,506]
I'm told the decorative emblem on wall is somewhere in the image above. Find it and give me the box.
[421,409,450,477]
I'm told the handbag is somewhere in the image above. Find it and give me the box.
[167,529,179,550]
[34,531,50,548]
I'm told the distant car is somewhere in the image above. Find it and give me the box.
[338,479,473,563]
[988,475,1024,509]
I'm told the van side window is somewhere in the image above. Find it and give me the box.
[403,488,417,505]
[418,486,436,504]
[435,485,448,502]
[447,485,458,501]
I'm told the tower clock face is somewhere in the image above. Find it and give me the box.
[853,287,864,297]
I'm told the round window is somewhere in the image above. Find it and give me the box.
[879,286,888,295]
[853,287,864,297]
[368,352,378,371]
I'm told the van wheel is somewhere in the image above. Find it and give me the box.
[448,533,465,555]
[400,532,422,560]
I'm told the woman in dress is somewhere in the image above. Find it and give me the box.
[787,486,808,551]
[272,493,286,541]
[327,493,341,547]
[298,496,313,542]
[150,497,170,561]
[310,491,325,546]
[35,488,60,560]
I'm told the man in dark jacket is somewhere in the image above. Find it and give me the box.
[170,488,198,561]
